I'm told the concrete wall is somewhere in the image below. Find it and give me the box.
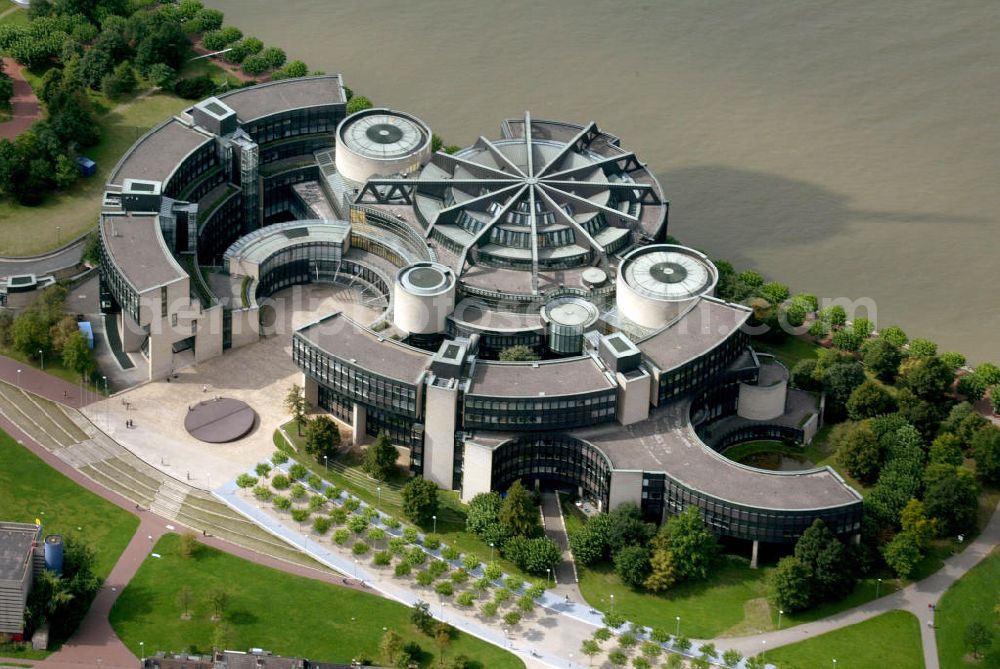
[737,378,787,421]
[229,307,261,350]
[608,469,643,512]
[461,440,494,503]
[616,369,651,426]
[120,310,145,352]
[801,412,819,444]
[422,380,458,488]
[351,402,367,446]
[302,373,318,407]
[194,304,224,363]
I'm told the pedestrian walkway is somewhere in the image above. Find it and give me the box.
[540,492,582,601]
[0,57,42,140]
[716,499,1000,669]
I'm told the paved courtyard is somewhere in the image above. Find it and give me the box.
[82,283,379,490]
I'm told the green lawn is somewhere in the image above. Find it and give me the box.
[0,346,104,394]
[0,92,192,255]
[0,429,137,658]
[935,547,1000,668]
[767,611,923,669]
[751,336,823,369]
[0,3,28,26]
[0,430,137,578]
[275,423,534,580]
[110,534,524,669]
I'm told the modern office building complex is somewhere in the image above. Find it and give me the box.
[98,79,861,548]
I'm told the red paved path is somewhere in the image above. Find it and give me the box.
[0,57,42,140]
[0,359,365,668]
[0,356,94,408]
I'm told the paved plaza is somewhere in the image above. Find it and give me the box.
[81,283,379,490]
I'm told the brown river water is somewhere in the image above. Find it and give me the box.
[207,0,1000,362]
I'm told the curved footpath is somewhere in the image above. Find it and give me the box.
[0,237,85,277]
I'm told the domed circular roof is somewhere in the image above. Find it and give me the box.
[340,110,429,160]
[397,262,455,296]
[620,245,717,302]
[541,295,600,328]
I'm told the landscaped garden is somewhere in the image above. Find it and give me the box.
[109,533,525,669]
[766,610,923,669]
[935,547,1000,668]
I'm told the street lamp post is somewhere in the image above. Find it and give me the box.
[761,640,766,663]
[324,455,328,471]
[489,542,495,562]
[609,593,614,613]
[675,616,681,637]
[16,368,21,388]
[37,349,44,370]
[140,641,144,662]
[778,609,783,629]
[102,376,108,427]
[876,577,882,598]
[377,486,382,505]
[546,567,551,586]
[432,514,437,534]
[833,659,837,668]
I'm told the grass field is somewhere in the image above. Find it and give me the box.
[275,423,534,580]
[935,548,1000,668]
[751,336,823,369]
[0,429,137,658]
[0,429,137,578]
[767,611,923,669]
[110,533,524,669]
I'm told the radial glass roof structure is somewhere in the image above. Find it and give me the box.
[341,112,427,159]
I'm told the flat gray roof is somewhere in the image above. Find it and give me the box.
[110,119,212,186]
[576,400,861,510]
[297,312,430,385]
[223,220,349,269]
[0,523,39,582]
[638,298,752,372]
[101,214,186,293]
[218,75,345,123]
[468,356,615,398]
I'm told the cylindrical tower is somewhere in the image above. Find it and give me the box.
[44,534,63,575]
[616,244,719,330]
[541,296,600,355]
[393,262,457,335]
[335,108,433,186]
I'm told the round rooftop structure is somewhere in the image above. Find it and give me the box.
[393,262,457,335]
[336,108,432,186]
[184,397,257,443]
[616,244,718,330]
[541,295,600,354]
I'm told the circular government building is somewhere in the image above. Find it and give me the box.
[97,79,861,551]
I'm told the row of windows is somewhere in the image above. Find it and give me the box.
[99,243,140,323]
[658,330,749,402]
[318,385,354,425]
[165,143,219,200]
[294,337,419,416]
[242,107,342,146]
[462,390,617,430]
[490,435,612,509]
[198,192,243,266]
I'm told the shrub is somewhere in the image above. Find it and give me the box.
[403,527,419,543]
[333,529,351,545]
[344,498,361,512]
[348,515,369,535]
[272,451,289,465]
[290,508,310,523]
[480,601,498,618]
[502,611,522,627]
[441,546,461,561]
[347,95,374,115]
[271,474,290,490]
[462,554,481,571]
[329,507,347,524]
[602,612,626,629]
[374,550,392,566]
[252,486,272,502]
[324,486,343,500]
[504,577,524,592]
[593,628,613,642]
[503,536,561,575]
[416,570,434,586]
[493,588,512,605]
[424,535,442,550]
[435,581,454,597]
[362,506,380,522]
[313,517,332,534]
[406,547,427,566]
[201,26,242,50]
[273,495,291,510]
[367,527,386,545]
[517,595,534,613]
[484,562,502,581]
[173,75,216,100]
[308,495,326,511]
[451,568,469,584]
[289,463,309,480]
[352,541,370,556]
[428,559,449,578]
[394,562,412,577]
[235,473,257,488]
[382,516,401,530]
[290,483,307,500]
[456,591,475,607]
[525,582,545,599]
[389,537,408,555]
[255,462,272,477]
[308,474,323,488]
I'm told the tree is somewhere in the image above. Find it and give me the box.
[580,639,601,666]
[434,622,453,665]
[498,344,540,362]
[791,359,822,390]
[846,379,897,420]
[402,477,439,525]
[62,331,96,379]
[881,531,922,579]
[410,600,435,635]
[303,415,341,459]
[791,519,855,606]
[861,337,903,382]
[770,555,812,612]
[100,60,137,100]
[201,26,242,50]
[503,536,560,575]
[833,421,883,484]
[177,585,193,618]
[964,621,992,660]
[570,524,606,566]
[173,74,217,99]
[10,310,50,359]
[209,587,229,621]
[146,62,175,89]
[500,480,538,537]
[347,95,374,115]
[758,281,789,304]
[659,507,718,582]
[643,546,677,592]
[822,361,867,410]
[929,433,964,467]
[972,426,1000,485]
[607,650,628,669]
[179,531,198,558]
[923,465,979,536]
[880,325,908,347]
[722,649,743,667]
[901,356,955,401]
[466,491,503,536]
[614,545,651,589]
[831,328,863,352]
[907,338,938,358]
[211,621,231,653]
[941,402,987,447]
[284,383,307,435]
[363,431,399,481]
[640,641,661,662]
[274,59,308,79]
[900,499,937,548]
[261,46,286,68]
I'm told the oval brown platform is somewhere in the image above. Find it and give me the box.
[184,397,256,443]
